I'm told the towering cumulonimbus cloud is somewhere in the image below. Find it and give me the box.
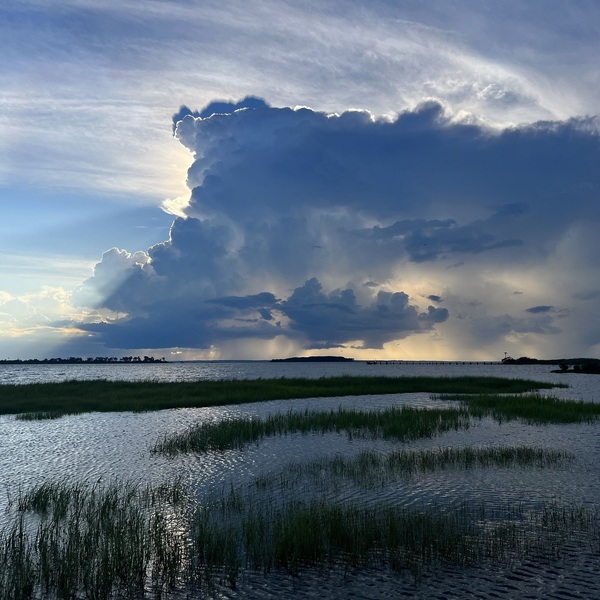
[76,97,600,355]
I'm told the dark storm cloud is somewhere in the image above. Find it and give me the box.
[176,99,599,225]
[79,273,448,350]
[80,292,283,350]
[206,292,279,309]
[279,278,448,349]
[173,97,599,281]
[526,305,554,314]
[353,215,522,262]
[76,98,600,353]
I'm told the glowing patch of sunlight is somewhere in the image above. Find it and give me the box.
[164,346,221,361]
[343,334,454,362]
[161,194,190,218]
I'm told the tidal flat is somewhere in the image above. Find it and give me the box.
[1,372,600,598]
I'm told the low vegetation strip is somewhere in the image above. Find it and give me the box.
[251,446,572,492]
[153,391,600,456]
[152,406,473,455]
[296,446,573,486]
[437,393,600,424]
[0,376,562,418]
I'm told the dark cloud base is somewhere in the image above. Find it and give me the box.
[80,275,448,350]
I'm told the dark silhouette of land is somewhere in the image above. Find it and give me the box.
[501,356,600,373]
[271,356,354,362]
[0,356,167,365]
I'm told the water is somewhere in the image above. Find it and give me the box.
[1,361,599,598]
[0,359,587,389]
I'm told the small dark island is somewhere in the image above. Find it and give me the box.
[271,356,355,363]
[501,355,600,374]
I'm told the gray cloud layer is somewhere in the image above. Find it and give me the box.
[75,98,600,356]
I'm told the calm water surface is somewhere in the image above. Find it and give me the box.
[1,361,599,598]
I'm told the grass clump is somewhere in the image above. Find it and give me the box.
[1,480,189,600]
[291,446,573,489]
[0,375,562,418]
[250,446,572,493]
[152,405,472,455]
[191,489,600,585]
[15,411,68,421]
[437,393,600,424]
[240,500,511,576]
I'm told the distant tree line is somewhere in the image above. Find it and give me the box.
[502,355,600,373]
[0,356,167,365]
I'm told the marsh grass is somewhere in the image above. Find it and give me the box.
[0,375,562,418]
[15,411,68,421]
[153,390,600,457]
[1,480,189,600]
[191,489,600,585]
[152,406,473,455]
[4,373,598,597]
[253,446,574,491]
[1,458,597,597]
[240,499,516,577]
[437,393,600,424]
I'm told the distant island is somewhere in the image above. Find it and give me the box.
[501,355,600,373]
[0,356,167,365]
[271,356,355,363]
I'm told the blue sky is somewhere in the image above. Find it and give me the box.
[1,0,599,360]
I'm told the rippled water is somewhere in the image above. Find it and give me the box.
[1,361,600,598]
[0,359,590,387]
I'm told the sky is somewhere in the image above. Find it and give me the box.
[1,1,600,361]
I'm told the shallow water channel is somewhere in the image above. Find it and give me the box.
[1,363,599,598]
